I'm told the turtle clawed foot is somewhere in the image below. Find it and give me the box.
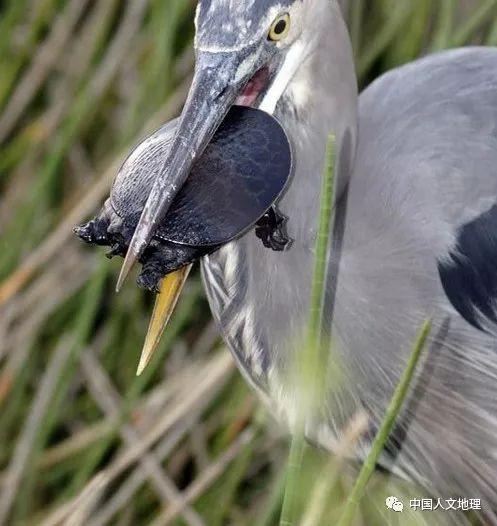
[255,207,292,252]
[137,268,162,294]
[136,243,211,294]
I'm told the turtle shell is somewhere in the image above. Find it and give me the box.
[110,105,293,247]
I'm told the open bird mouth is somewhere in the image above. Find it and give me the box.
[236,67,270,107]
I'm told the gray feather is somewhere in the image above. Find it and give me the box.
[203,18,497,519]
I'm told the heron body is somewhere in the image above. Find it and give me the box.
[199,3,497,517]
[77,0,497,519]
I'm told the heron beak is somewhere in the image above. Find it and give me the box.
[117,51,257,292]
[129,50,263,374]
[136,264,192,376]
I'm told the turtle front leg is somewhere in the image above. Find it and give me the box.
[255,206,292,252]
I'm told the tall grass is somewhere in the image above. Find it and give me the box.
[279,136,336,526]
[0,1,496,524]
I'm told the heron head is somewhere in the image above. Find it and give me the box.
[117,0,322,287]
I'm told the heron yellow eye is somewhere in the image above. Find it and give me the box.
[268,13,291,42]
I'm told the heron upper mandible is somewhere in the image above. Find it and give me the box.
[76,0,497,520]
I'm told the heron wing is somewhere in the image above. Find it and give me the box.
[439,205,497,330]
[354,47,497,331]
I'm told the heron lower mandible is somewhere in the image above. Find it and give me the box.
[76,0,497,521]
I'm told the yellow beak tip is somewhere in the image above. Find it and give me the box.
[135,265,192,377]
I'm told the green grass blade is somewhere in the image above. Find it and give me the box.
[430,0,457,51]
[279,135,336,526]
[451,0,497,46]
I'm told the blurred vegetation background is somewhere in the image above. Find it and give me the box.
[0,1,496,525]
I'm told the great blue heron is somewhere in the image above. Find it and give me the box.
[76,0,497,521]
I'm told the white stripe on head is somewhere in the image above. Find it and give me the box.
[258,40,306,114]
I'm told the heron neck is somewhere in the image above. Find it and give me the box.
[275,2,358,199]
[202,5,360,397]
